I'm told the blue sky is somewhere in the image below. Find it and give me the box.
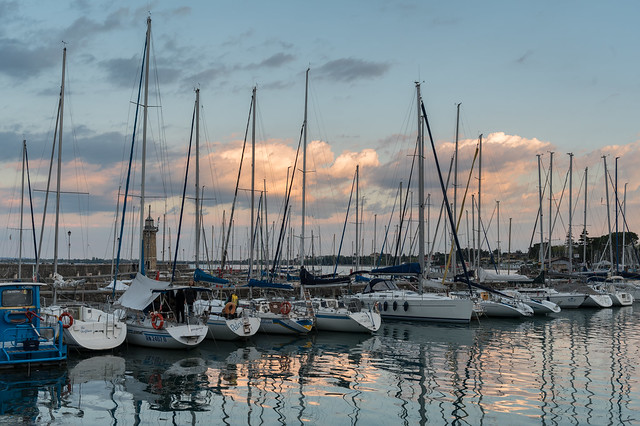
[1,1,639,264]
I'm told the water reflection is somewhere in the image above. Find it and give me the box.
[1,306,638,425]
[0,367,68,423]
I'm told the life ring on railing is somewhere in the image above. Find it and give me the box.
[222,302,237,316]
[280,301,292,315]
[151,312,164,330]
[58,312,74,329]
[481,292,489,301]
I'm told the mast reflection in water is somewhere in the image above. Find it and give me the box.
[4,307,638,424]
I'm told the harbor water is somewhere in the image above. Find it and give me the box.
[2,306,638,425]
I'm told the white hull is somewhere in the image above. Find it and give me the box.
[251,299,314,335]
[478,300,534,318]
[125,317,208,349]
[42,305,126,351]
[580,294,613,308]
[517,288,586,309]
[523,299,562,314]
[257,314,314,335]
[355,290,473,323]
[193,300,261,340]
[609,292,634,306]
[205,316,261,340]
[315,310,381,333]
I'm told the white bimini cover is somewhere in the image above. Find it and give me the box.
[116,273,171,310]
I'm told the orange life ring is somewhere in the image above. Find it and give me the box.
[151,312,164,330]
[280,301,292,315]
[59,312,74,329]
[222,302,236,316]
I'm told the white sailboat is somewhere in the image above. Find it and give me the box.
[112,17,207,349]
[39,47,126,351]
[116,274,208,349]
[189,89,260,341]
[355,82,473,324]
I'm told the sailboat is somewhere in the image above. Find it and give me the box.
[234,83,314,335]
[188,89,260,340]
[354,83,474,324]
[38,47,126,351]
[113,17,207,349]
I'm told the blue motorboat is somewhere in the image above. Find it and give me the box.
[0,282,67,368]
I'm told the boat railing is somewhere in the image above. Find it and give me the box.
[1,321,66,362]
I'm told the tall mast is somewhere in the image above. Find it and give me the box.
[537,154,544,272]
[416,82,425,293]
[614,157,619,273]
[249,87,256,278]
[195,88,201,269]
[54,47,66,277]
[139,16,151,274]
[476,134,482,272]
[355,164,360,271]
[583,167,588,269]
[603,156,613,272]
[19,140,26,280]
[622,182,627,270]
[497,200,500,267]
[453,103,460,276]
[568,153,573,279]
[548,152,553,272]
[300,68,309,268]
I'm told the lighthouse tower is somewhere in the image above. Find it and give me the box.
[143,205,158,273]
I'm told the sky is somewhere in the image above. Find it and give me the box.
[1,0,639,266]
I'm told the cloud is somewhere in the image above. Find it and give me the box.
[0,38,59,79]
[315,58,391,82]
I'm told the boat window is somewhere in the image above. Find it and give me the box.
[2,288,33,307]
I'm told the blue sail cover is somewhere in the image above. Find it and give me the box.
[371,263,421,275]
[193,268,230,285]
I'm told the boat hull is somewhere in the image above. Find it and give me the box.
[479,300,534,318]
[356,291,473,323]
[315,310,381,333]
[42,305,126,351]
[580,294,613,308]
[205,316,261,340]
[125,320,208,349]
[257,315,314,335]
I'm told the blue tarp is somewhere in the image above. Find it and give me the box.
[371,263,421,275]
[193,268,230,285]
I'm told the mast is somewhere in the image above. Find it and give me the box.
[476,134,482,272]
[548,152,553,273]
[195,89,201,268]
[615,157,619,273]
[537,154,544,272]
[300,68,309,268]
[453,103,460,276]
[416,82,425,293]
[603,156,613,273]
[139,16,151,274]
[19,141,26,280]
[497,200,500,268]
[622,182,627,270]
[249,86,256,278]
[54,47,66,277]
[568,153,573,279]
[583,167,588,269]
[355,164,359,271]
[110,186,121,282]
